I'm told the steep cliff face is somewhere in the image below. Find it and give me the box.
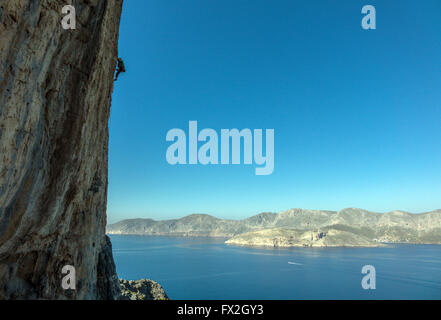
[0,0,123,299]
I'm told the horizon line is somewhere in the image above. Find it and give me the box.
[108,207,441,224]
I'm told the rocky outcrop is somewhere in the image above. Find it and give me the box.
[225,227,385,248]
[120,279,169,300]
[0,0,123,299]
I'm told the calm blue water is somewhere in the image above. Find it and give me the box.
[110,235,441,299]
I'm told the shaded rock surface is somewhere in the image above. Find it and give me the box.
[120,279,169,300]
[97,236,122,299]
[0,0,123,299]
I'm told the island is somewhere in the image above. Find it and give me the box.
[107,208,441,247]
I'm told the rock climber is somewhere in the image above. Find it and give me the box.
[114,57,125,81]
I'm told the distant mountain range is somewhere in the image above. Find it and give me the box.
[107,208,441,247]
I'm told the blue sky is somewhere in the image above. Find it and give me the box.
[107,0,441,223]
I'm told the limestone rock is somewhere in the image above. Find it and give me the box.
[0,0,123,299]
[225,227,385,248]
[120,279,169,300]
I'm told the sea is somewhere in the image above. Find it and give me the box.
[110,235,441,300]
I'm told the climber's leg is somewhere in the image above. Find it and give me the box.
[114,69,121,81]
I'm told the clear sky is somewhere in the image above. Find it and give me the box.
[107,0,441,223]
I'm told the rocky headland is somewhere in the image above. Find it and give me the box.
[225,227,384,247]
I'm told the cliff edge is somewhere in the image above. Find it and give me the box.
[0,0,123,299]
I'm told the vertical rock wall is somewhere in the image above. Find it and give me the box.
[0,0,123,299]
